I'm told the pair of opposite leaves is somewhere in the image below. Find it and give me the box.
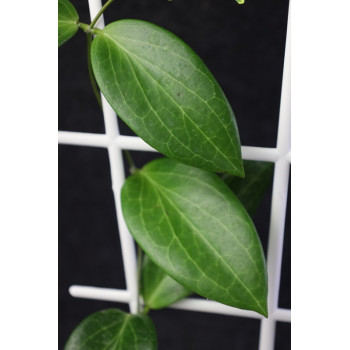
[60,1,268,348]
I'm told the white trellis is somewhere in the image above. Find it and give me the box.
[58,1,291,348]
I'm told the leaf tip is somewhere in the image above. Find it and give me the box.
[257,299,268,318]
[238,165,245,178]
[261,307,268,318]
[233,161,245,178]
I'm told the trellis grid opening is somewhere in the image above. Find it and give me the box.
[58,1,291,349]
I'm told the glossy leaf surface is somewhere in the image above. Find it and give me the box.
[141,160,273,310]
[64,309,157,350]
[142,254,192,309]
[224,160,274,216]
[121,158,268,316]
[58,0,79,47]
[91,20,243,175]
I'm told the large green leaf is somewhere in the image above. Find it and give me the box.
[141,160,273,310]
[58,0,79,47]
[142,254,192,309]
[64,309,157,350]
[121,158,268,316]
[224,160,274,216]
[91,20,244,176]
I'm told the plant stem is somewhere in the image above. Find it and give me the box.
[77,22,90,32]
[86,33,102,108]
[89,0,115,29]
[137,244,144,314]
[123,150,137,174]
[142,305,150,315]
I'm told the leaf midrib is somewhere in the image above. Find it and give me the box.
[58,19,77,24]
[101,314,131,350]
[145,273,173,306]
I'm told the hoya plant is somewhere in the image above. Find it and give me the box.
[59,0,274,348]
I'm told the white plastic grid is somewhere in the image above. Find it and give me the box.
[59,0,291,348]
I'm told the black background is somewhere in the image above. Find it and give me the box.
[59,0,290,349]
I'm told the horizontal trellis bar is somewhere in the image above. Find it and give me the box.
[69,285,131,303]
[68,285,291,322]
[58,131,110,148]
[58,131,287,162]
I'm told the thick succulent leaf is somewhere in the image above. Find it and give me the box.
[64,309,157,350]
[142,254,192,309]
[91,20,244,176]
[58,0,79,47]
[121,158,268,316]
[224,160,274,216]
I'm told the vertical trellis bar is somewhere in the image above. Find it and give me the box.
[258,2,291,349]
[87,0,105,29]
[87,0,139,314]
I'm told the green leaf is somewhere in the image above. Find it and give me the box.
[142,254,192,309]
[224,160,274,216]
[58,0,79,47]
[91,20,244,176]
[64,309,157,350]
[142,160,273,310]
[121,158,268,316]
